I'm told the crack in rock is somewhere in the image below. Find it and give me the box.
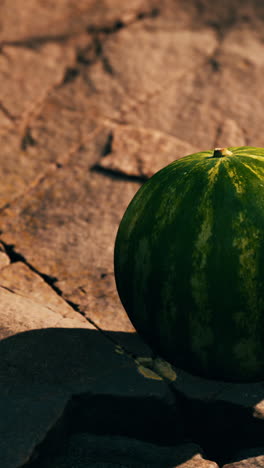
[0,163,58,214]
[57,8,161,91]
[21,127,38,151]
[0,240,129,344]
[0,32,78,49]
[97,125,196,179]
[0,241,81,316]
[0,101,16,122]
[0,6,160,50]
[0,125,102,215]
[86,7,161,34]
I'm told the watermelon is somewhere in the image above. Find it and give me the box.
[114,147,264,382]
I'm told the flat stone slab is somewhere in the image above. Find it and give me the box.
[0,328,181,467]
[0,286,93,341]
[0,132,139,331]
[99,124,196,178]
[0,0,156,43]
[0,261,86,321]
[0,387,69,468]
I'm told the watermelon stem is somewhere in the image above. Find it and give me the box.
[213,147,233,158]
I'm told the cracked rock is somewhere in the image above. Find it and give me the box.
[0,0,157,43]
[84,23,219,141]
[0,261,87,322]
[99,125,196,178]
[0,130,43,208]
[0,43,76,124]
[0,287,93,341]
[0,131,140,331]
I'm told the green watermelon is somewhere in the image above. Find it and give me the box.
[114,146,264,382]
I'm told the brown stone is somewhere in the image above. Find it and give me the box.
[0,261,87,322]
[57,269,135,331]
[0,36,92,209]
[0,286,93,341]
[0,132,140,331]
[0,43,75,123]
[23,74,99,166]
[209,24,264,147]
[169,370,264,463]
[99,124,196,178]
[215,119,246,148]
[0,130,41,208]
[0,0,157,43]
[224,460,264,468]
[0,252,10,270]
[85,22,219,147]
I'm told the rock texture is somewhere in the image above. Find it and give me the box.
[223,447,264,467]
[1,1,264,467]
[99,125,196,178]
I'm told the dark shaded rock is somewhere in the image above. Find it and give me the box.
[0,329,184,466]
[0,329,175,400]
[108,334,264,465]
[169,371,264,463]
[0,387,70,468]
[223,446,264,467]
[29,434,219,468]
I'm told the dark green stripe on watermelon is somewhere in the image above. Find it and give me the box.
[114,147,264,382]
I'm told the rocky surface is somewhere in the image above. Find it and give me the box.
[30,435,219,467]
[1,1,264,467]
[223,447,264,467]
